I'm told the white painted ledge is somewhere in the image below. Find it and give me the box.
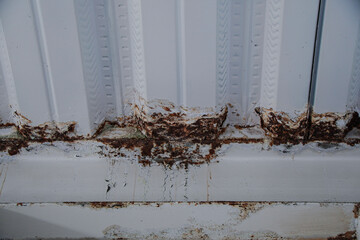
[0,142,359,203]
[0,202,357,239]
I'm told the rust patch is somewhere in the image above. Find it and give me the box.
[256,107,360,145]
[182,228,209,239]
[2,106,359,158]
[328,231,356,240]
[0,139,28,156]
[98,137,219,167]
[309,112,360,141]
[134,104,228,141]
[353,203,360,219]
[64,201,161,209]
[255,107,307,144]
[18,121,79,141]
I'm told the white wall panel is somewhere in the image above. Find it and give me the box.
[108,0,134,115]
[314,0,360,114]
[260,0,319,115]
[141,0,179,104]
[0,20,14,124]
[183,0,217,108]
[217,0,318,125]
[1,0,358,132]
[0,0,52,125]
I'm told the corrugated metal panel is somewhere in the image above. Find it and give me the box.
[0,1,360,238]
[0,0,328,135]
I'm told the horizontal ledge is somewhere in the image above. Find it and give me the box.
[0,202,358,239]
[0,141,359,203]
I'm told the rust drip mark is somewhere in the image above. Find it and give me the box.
[328,231,356,240]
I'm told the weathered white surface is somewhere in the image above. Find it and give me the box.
[1,142,360,203]
[0,202,357,239]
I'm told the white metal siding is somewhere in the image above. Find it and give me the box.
[1,0,351,134]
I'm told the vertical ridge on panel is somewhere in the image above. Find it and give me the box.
[31,0,58,122]
[259,0,284,110]
[108,0,133,116]
[0,0,51,125]
[74,0,107,128]
[227,0,266,125]
[38,0,92,135]
[128,0,147,109]
[246,0,266,125]
[94,0,117,119]
[183,0,217,108]
[216,0,230,111]
[176,0,187,107]
[0,19,17,123]
[141,0,178,105]
[346,23,360,113]
[227,0,243,123]
[75,0,117,122]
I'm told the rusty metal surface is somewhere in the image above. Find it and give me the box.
[1,104,359,160]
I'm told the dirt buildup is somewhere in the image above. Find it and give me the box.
[255,107,307,144]
[309,112,360,141]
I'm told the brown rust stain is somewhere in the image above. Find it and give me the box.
[2,106,359,158]
[64,201,161,209]
[0,119,82,155]
[353,203,360,219]
[256,107,360,145]
[327,231,356,240]
[0,139,29,156]
[255,107,307,145]
[63,201,275,209]
[135,106,228,142]
[18,121,80,141]
[309,112,360,141]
